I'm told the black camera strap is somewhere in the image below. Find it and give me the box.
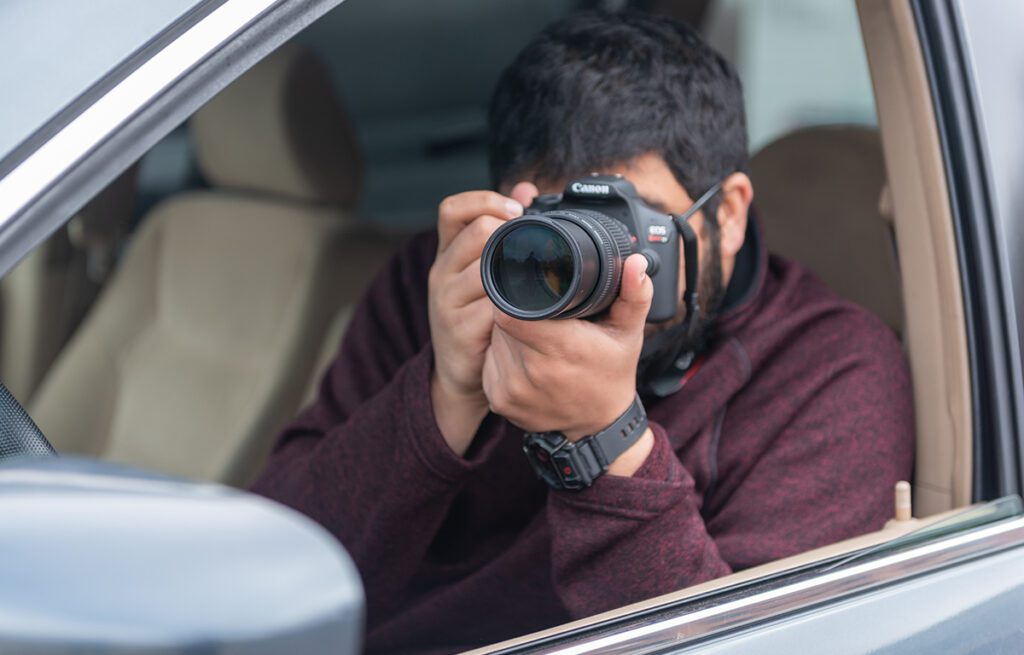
[639,182,723,398]
[673,180,723,333]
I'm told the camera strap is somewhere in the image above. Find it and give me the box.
[673,181,722,336]
[638,182,723,398]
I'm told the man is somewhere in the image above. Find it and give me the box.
[253,11,913,654]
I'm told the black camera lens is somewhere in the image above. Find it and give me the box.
[490,224,574,312]
[482,210,633,320]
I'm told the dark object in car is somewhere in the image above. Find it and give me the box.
[0,381,55,462]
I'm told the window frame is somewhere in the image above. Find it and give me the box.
[0,0,345,280]
[468,510,1024,654]
[913,0,1024,502]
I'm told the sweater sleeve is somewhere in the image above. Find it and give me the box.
[546,331,914,618]
[546,423,730,617]
[251,231,502,623]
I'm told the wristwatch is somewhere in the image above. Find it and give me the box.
[522,395,648,490]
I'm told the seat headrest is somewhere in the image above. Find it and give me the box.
[190,42,362,208]
[751,125,903,334]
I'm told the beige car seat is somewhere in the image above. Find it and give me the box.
[750,125,903,334]
[748,124,970,511]
[0,167,137,404]
[299,224,411,407]
[31,42,369,485]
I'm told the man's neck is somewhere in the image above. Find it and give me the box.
[719,219,759,313]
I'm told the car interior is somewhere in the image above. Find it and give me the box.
[0,0,976,637]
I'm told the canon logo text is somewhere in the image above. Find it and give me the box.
[571,182,610,195]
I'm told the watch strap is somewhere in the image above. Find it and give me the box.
[577,394,648,470]
[522,395,649,491]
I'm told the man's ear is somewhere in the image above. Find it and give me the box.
[716,172,754,258]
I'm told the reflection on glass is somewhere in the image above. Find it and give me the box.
[827,495,1024,572]
[492,224,575,312]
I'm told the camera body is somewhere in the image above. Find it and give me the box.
[481,174,680,323]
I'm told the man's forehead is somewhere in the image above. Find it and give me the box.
[604,155,693,211]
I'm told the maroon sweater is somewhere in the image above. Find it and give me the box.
[252,222,914,654]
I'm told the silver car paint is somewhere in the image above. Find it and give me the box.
[0,457,364,653]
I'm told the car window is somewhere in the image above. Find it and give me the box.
[825,495,1024,572]
[0,0,205,163]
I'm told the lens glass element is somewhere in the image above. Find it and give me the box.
[491,224,575,312]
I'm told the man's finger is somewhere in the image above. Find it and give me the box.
[509,181,540,209]
[438,191,523,252]
[446,261,488,308]
[482,323,519,403]
[438,215,506,275]
[604,254,654,334]
[452,296,495,345]
[491,305,592,356]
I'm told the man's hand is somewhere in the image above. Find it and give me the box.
[429,184,538,456]
[482,253,656,475]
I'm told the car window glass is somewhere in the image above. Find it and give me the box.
[702,0,877,152]
[826,495,1024,572]
[0,0,204,162]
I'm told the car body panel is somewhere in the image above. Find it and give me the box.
[0,457,363,653]
[678,543,1024,655]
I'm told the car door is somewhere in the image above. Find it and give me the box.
[1,0,1022,652]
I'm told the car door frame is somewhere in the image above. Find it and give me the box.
[469,511,1024,654]
[0,0,346,280]
[913,0,1024,502]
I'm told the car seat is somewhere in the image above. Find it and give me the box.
[0,167,138,404]
[750,125,903,335]
[749,125,980,518]
[30,42,368,485]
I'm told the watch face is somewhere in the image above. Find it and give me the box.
[522,433,590,490]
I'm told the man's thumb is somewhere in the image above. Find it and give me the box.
[607,254,654,332]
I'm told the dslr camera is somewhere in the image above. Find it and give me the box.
[481,174,684,323]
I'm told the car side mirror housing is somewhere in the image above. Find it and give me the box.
[0,457,364,654]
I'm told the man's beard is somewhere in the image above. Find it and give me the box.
[636,229,725,385]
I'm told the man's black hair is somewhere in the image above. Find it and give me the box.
[488,10,749,224]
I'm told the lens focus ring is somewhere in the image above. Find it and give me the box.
[546,209,634,318]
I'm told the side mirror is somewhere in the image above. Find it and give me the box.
[0,457,364,654]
